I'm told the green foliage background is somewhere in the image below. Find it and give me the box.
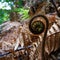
[0,0,29,24]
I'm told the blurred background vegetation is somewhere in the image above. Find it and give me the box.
[0,0,31,24]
